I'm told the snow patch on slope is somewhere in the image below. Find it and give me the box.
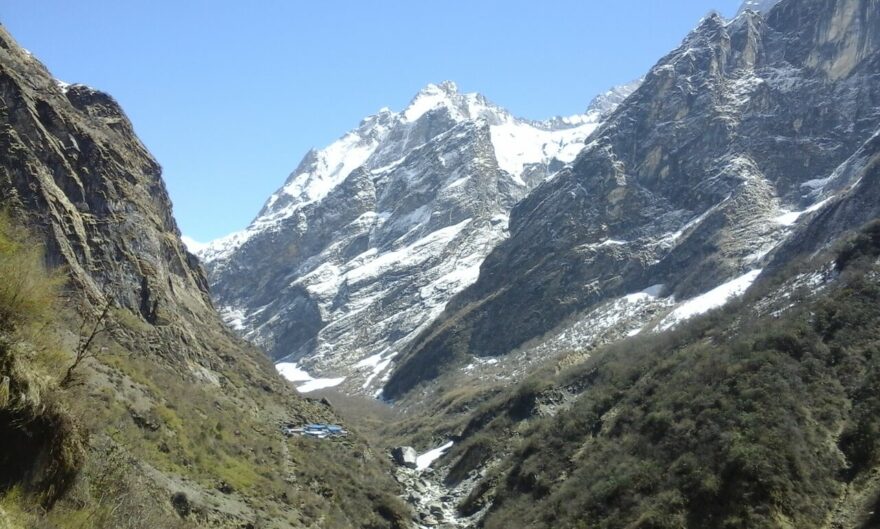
[657,269,762,330]
[281,133,378,205]
[416,441,454,471]
[773,198,832,226]
[490,118,600,182]
[356,351,397,390]
[276,362,346,393]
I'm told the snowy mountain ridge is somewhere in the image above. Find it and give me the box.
[199,79,638,395]
[198,81,629,266]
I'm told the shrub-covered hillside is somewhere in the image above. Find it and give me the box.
[0,212,84,518]
[449,221,880,529]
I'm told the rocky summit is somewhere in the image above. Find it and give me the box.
[198,79,638,395]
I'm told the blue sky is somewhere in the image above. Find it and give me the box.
[2,1,742,242]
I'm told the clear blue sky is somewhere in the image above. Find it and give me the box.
[2,1,741,242]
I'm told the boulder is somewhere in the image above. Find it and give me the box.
[391,446,418,468]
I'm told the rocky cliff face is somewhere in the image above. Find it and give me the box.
[0,36,211,331]
[384,0,880,398]
[201,81,632,395]
[0,26,408,528]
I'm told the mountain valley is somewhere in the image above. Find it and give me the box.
[3,0,880,527]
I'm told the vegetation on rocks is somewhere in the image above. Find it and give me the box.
[0,21,411,527]
[0,212,84,511]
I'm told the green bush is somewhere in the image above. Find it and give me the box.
[0,212,62,334]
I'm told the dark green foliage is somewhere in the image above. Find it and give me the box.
[469,223,880,529]
[834,219,880,271]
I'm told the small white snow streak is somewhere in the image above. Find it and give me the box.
[657,269,762,330]
[416,441,454,471]
[220,306,248,331]
[296,377,347,393]
[276,362,345,393]
[773,198,832,226]
[357,352,397,389]
[181,235,208,254]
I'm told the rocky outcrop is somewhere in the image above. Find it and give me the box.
[0,28,213,335]
[391,446,418,469]
[770,126,880,267]
[384,0,880,398]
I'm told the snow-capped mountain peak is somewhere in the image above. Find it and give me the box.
[199,80,637,394]
[402,80,505,124]
[199,81,631,266]
[403,81,459,122]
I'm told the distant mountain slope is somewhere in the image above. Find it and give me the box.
[384,0,880,399]
[200,80,636,395]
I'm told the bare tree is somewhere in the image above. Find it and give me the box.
[60,299,114,388]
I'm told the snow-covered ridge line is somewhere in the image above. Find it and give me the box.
[197,80,637,261]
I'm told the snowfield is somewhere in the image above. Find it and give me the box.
[657,269,763,331]
[276,362,346,393]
